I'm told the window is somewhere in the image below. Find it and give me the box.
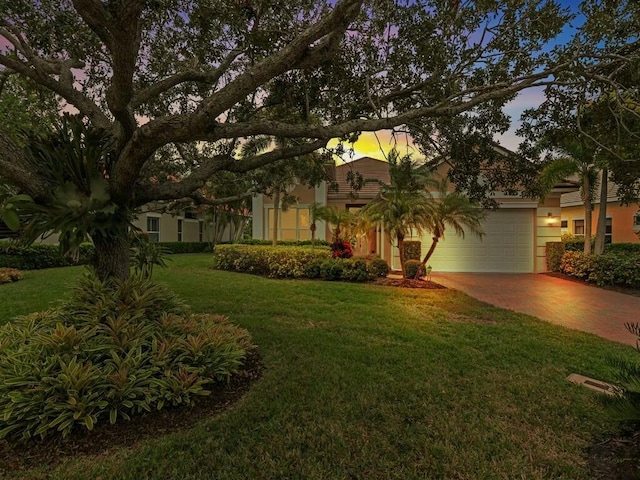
[605,217,612,244]
[574,219,584,235]
[178,219,183,242]
[266,207,310,241]
[199,221,204,242]
[634,211,640,230]
[184,210,197,220]
[146,216,160,242]
[560,220,568,229]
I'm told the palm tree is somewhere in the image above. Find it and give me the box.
[364,188,432,277]
[309,202,330,248]
[537,139,599,254]
[314,205,356,243]
[418,179,486,275]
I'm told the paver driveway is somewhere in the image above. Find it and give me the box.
[434,273,640,347]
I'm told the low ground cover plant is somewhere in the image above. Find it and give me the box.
[0,273,251,441]
[0,267,22,284]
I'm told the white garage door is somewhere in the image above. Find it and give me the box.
[392,209,534,273]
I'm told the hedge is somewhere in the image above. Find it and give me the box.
[225,239,331,247]
[604,243,640,254]
[214,245,332,278]
[214,245,388,282]
[546,242,565,272]
[560,250,640,288]
[157,242,212,254]
[0,242,95,270]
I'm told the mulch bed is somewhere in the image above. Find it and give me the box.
[588,427,640,480]
[374,277,446,289]
[0,350,263,474]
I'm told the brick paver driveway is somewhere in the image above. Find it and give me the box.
[434,273,640,346]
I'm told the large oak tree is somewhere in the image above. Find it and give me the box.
[0,0,636,279]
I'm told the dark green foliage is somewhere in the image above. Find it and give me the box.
[157,242,212,254]
[559,251,597,279]
[546,242,565,272]
[130,239,170,279]
[560,250,640,288]
[563,238,592,252]
[404,260,423,279]
[0,242,94,270]
[403,241,421,261]
[319,259,344,281]
[607,323,640,422]
[368,258,390,278]
[590,253,640,288]
[303,258,324,279]
[0,273,251,440]
[605,243,640,254]
[338,258,370,282]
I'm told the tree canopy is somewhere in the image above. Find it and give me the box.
[0,0,638,278]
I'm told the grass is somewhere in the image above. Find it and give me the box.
[0,254,637,479]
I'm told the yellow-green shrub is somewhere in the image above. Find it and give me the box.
[214,245,331,278]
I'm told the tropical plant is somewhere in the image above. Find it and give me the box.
[418,179,486,277]
[363,151,435,277]
[536,137,600,254]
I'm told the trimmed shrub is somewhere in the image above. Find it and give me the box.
[158,242,211,254]
[403,241,421,261]
[0,242,95,270]
[228,239,330,247]
[404,259,423,279]
[0,273,251,440]
[590,252,640,288]
[0,267,23,284]
[605,243,640,255]
[341,258,371,282]
[559,251,597,279]
[303,258,324,279]
[319,258,345,280]
[546,242,565,272]
[369,258,390,278]
[215,245,331,278]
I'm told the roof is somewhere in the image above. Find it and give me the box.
[328,157,390,201]
[561,181,621,207]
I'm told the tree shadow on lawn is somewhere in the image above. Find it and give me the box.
[0,351,263,474]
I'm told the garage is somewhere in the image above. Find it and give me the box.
[391,208,535,273]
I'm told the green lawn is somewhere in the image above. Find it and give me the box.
[0,254,636,479]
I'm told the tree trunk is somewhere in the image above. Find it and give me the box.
[310,223,316,248]
[583,173,592,255]
[398,234,406,278]
[272,186,281,247]
[594,168,608,256]
[92,233,130,281]
[420,236,440,273]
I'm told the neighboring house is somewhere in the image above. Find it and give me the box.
[560,181,640,244]
[0,208,238,245]
[252,156,576,273]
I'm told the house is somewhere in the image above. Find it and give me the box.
[560,182,640,243]
[0,208,242,245]
[252,156,576,273]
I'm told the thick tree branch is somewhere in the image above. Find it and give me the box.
[131,48,245,109]
[0,55,111,130]
[133,139,327,205]
[114,0,363,195]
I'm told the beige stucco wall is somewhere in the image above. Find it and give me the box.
[561,202,640,243]
[535,194,562,273]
